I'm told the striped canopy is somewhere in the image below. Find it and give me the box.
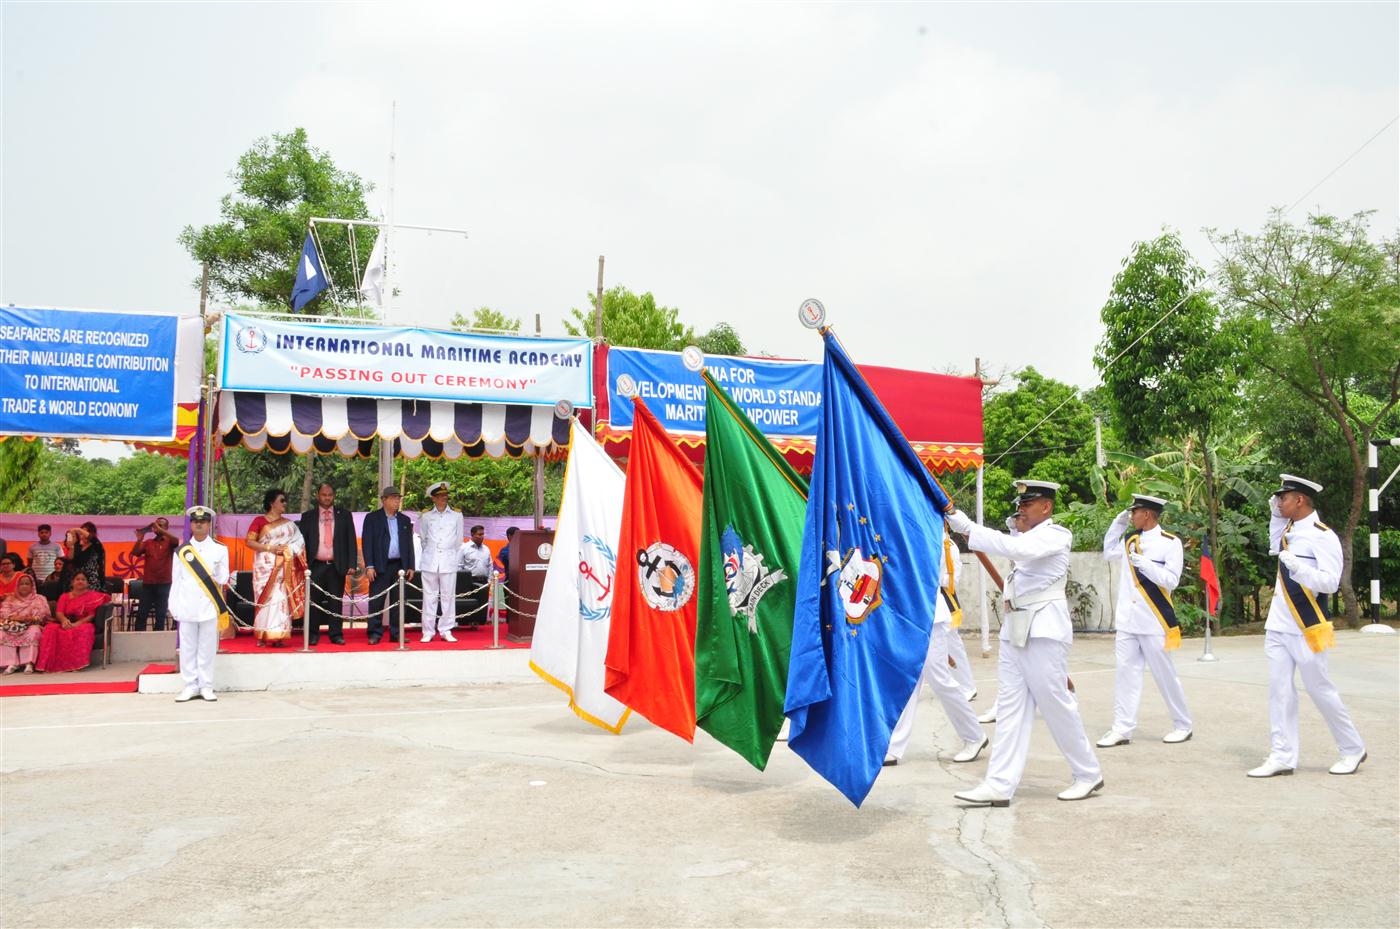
[217,391,570,459]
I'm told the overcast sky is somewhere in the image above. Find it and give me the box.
[3,1,1396,391]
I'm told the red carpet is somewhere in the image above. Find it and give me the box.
[0,663,176,699]
[218,624,529,654]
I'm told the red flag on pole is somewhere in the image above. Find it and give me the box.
[1200,539,1221,617]
[605,399,704,741]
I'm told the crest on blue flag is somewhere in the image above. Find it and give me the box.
[784,329,952,807]
[290,232,328,311]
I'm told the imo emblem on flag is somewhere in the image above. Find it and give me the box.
[636,542,695,612]
[577,534,616,622]
[836,548,883,624]
[721,526,785,633]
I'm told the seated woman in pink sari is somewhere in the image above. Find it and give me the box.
[37,572,107,672]
[246,488,307,647]
[1,575,50,674]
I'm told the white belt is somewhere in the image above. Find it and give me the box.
[1009,575,1067,611]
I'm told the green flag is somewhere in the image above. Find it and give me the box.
[696,372,809,770]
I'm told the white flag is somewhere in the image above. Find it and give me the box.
[359,230,386,306]
[530,424,631,732]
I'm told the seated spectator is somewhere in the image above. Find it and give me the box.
[1,575,49,674]
[29,525,62,583]
[0,554,21,600]
[37,572,107,673]
[37,557,67,602]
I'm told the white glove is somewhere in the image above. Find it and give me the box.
[1278,551,1301,574]
[1005,516,1019,532]
[1270,496,1284,519]
[945,509,975,535]
[1128,552,1150,571]
[1112,509,1132,526]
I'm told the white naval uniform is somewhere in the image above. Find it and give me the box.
[888,537,984,759]
[418,506,464,637]
[1263,510,1364,768]
[169,535,230,692]
[965,518,1101,797]
[1103,515,1192,736]
[946,619,977,699]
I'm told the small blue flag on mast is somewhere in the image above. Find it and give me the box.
[290,233,328,311]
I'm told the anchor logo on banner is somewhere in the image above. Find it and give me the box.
[577,535,616,622]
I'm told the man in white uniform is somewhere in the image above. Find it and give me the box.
[418,482,464,643]
[1097,494,1193,747]
[884,523,988,766]
[169,506,231,703]
[946,480,1103,806]
[1248,474,1367,778]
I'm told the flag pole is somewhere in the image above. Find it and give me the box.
[377,101,399,493]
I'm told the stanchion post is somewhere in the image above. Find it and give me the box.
[397,570,407,651]
[489,573,502,649]
[1199,611,1218,662]
[302,568,313,652]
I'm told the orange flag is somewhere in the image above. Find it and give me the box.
[605,399,704,742]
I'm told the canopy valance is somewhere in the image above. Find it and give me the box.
[216,391,570,459]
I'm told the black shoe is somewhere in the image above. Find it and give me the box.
[330,635,345,646]
[309,638,320,646]
[367,635,382,645]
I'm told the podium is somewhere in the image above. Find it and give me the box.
[506,528,554,642]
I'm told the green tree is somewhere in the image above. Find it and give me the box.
[179,129,374,313]
[1213,211,1400,624]
[978,367,1098,524]
[1095,230,1252,622]
[18,448,190,516]
[0,438,44,511]
[695,322,746,357]
[449,307,522,333]
[563,286,695,349]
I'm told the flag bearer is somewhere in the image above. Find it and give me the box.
[419,482,464,643]
[945,480,1103,806]
[1248,475,1367,778]
[170,506,232,703]
[884,524,988,766]
[1096,495,1193,748]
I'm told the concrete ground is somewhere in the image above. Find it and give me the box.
[2,633,1396,929]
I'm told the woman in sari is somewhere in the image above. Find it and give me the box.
[0,554,21,600]
[246,488,306,647]
[1,575,49,673]
[67,523,107,593]
[37,572,107,672]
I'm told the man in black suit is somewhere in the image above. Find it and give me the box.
[361,485,416,645]
[300,482,357,645]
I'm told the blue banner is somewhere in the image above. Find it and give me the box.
[0,307,179,440]
[608,348,821,436]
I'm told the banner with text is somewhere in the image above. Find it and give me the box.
[0,307,180,440]
[220,315,593,407]
[607,347,821,436]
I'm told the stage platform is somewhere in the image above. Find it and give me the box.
[137,626,536,695]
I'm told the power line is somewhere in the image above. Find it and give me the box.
[1287,114,1399,214]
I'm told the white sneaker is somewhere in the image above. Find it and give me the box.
[1058,778,1104,801]
[952,734,989,763]
[1162,728,1193,744]
[963,688,978,702]
[1247,758,1294,778]
[976,708,997,724]
[953,783,1010,807]
[441,630,458,643]
[1096,729,1131,748]
[175,687,198,703]
[420,633,434,644]
[1329,752,1367,775]
[200,688,217,702]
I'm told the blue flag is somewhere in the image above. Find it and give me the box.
[785,330,952,806]
[290,233,327,311]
